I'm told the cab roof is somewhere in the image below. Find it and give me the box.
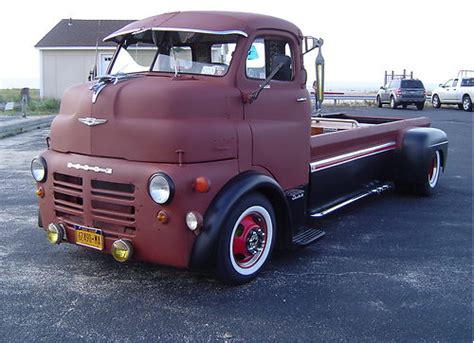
[104,11,302,42]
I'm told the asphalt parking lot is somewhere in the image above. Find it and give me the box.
[0,106,471,342]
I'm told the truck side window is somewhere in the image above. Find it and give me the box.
[452,79,458,87]
[246,37,294,81]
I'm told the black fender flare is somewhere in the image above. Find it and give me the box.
[189,171,291,269]
[397,127,448,184]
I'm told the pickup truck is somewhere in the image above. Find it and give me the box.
[432,71,474,112]
[31,11,448,285]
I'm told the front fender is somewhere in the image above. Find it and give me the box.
[189,171,290,269]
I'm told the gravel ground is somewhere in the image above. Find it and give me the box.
[0,106,471,342]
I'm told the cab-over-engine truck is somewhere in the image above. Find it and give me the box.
[31,11,448,284]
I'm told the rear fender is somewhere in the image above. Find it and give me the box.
[397,128,448,184]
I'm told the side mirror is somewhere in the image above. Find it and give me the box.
[439,84,443,87]
[302,36,323,55]
[380,86,384,90]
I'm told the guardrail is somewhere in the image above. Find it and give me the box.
[309,92,431,104]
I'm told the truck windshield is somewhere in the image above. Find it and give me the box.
[109,30,240,77]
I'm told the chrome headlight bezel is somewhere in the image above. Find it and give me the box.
[31,156,47,182]
[148,173,175,205]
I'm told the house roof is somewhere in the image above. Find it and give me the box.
[104,11,302,43]
[35,19,135,48]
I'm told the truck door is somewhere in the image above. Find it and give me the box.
[236,32,311,190]
[440,79,453,102]
[449,78,459,102]
[381,81,391,102]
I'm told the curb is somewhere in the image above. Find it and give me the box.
[0,115,55,139]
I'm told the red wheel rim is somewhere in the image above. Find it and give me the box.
[232,213,267,269]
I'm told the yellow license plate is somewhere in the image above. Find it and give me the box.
[75,226,104,250]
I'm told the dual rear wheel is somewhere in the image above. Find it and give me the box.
[419,150,441,195]
[397,150,442,196]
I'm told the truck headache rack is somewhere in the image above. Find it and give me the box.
[384,69,415,85]
[457,70,474,77]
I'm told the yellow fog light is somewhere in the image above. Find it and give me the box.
[46,223,64,244]
[111,239,133,262]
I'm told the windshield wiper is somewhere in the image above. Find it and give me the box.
[169,37,181,77]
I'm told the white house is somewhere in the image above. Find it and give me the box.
[35,19,134,99]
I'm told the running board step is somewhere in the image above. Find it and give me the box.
[310,182,393,219]
[292,227,326,246]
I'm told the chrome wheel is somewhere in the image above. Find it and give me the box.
[432,95,441,108]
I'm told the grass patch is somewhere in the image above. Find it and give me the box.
[0,88,59,115]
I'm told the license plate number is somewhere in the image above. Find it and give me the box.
[75,225,104,250]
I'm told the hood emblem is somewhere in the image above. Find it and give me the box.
[67,162,112,174]
[89,74,141,103]
[78,117,108,126]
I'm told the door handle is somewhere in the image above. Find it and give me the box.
[296,97,307,102]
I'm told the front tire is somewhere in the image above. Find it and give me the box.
[462,95,472,112]
[376,96,382,108]
[390,96,398,109]
[432,94,441,108]
[216,193,276,285]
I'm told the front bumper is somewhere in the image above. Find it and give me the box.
[37,150,238,268]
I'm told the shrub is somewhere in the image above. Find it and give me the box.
[28,98,60,114]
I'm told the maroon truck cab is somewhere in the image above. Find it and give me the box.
[31,11,448,284]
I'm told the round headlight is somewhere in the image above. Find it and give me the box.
[31,157,47,182]
[148,173,174,204]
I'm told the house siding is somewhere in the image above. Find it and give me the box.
[40,49,113,99]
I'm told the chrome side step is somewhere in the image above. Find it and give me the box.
[310,183,393,218]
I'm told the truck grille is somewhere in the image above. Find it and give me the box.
[53,172,136,236]
[53,172,84,224]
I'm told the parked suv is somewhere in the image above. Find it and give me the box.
[431,74,473,112]
[376,79,426,110]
